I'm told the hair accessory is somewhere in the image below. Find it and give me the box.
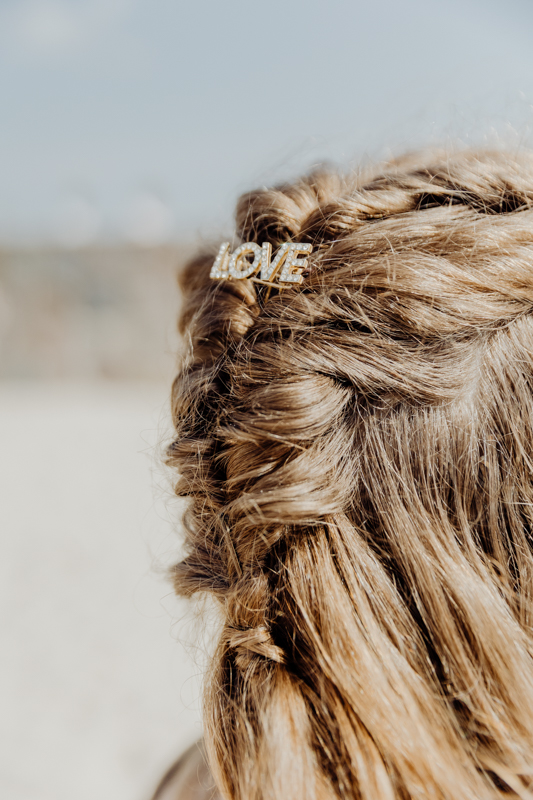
[210,241,313,288]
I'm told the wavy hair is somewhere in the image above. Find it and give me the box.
[167,149,533,799]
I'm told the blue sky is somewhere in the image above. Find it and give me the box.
[1,0,533,244]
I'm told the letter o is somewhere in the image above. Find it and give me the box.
[228,243,262,279]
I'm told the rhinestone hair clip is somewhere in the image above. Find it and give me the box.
[210,241,313,288]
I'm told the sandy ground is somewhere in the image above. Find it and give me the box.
[0,382,207,800]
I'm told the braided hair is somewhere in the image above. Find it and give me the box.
[168,149,533,800]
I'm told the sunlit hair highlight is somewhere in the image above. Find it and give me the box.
[167,149,533,799]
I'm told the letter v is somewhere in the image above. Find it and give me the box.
[260,243,290,282]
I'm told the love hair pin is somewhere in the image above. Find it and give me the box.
[210,241,313,288]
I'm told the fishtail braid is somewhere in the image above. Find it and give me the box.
[168,148,533,800]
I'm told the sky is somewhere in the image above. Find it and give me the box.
[1,0,533,245]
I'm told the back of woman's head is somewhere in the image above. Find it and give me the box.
[168,149,533,800]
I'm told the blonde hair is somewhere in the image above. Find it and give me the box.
[168,149,533,799]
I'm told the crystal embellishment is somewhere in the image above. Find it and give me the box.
[228,243,262,279]
[210,241,313,288]
[210,242,230,279]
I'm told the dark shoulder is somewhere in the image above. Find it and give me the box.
[151,740,222,800]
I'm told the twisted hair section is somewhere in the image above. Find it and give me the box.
[168,149,533,799]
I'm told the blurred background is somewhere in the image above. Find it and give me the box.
[2,1,533,799]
